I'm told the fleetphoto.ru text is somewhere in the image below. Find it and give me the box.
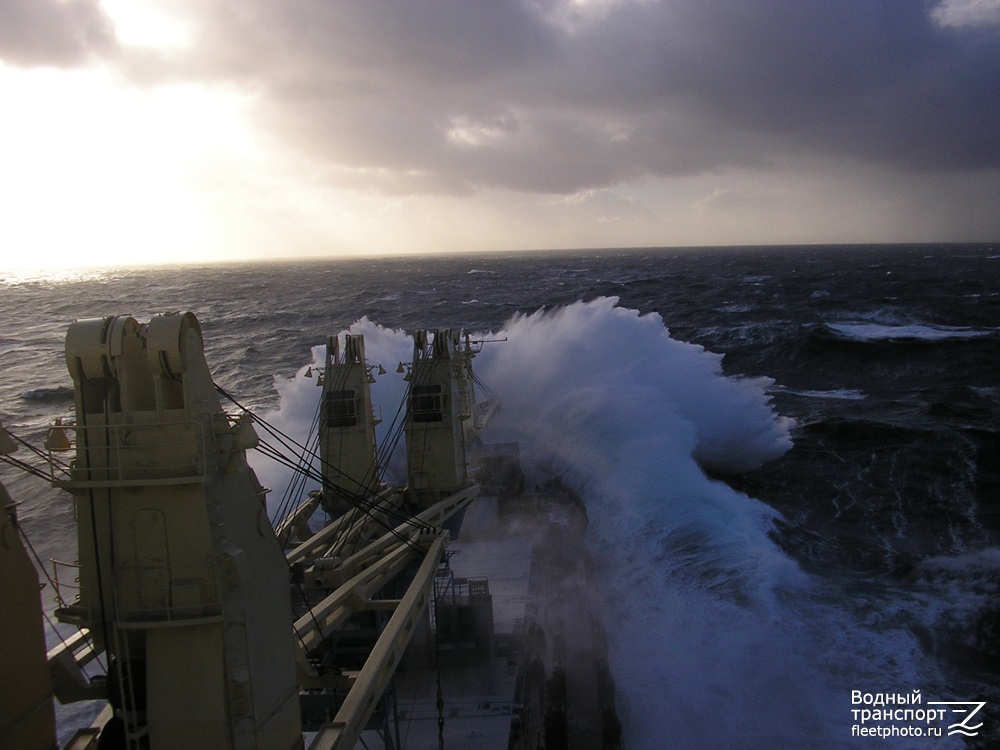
[852,690,986,740]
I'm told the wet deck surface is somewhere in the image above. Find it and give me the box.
[357,487,621,750]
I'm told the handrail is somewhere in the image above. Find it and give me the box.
[113,561,222,624]
[47,419,209,488]
[51,558,223,625]
[51,558,81,610]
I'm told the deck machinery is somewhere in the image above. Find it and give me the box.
[22,313,487,749]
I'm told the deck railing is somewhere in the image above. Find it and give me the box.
[47,419,209,488]
[52,558,223,626]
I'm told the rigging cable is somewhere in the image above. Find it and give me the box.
[332,374,415,561]
[0,453,51,482]
[12,512,104,676]
[73,358,121,717]
[0,424,107,674]
[268,394,323,528]
[3,426,71,471]
[214,384,429,554]
[216,379,417,534]
[0,423,70,482]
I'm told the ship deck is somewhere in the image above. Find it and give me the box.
[365,496,534,749]
[353,480,623,750]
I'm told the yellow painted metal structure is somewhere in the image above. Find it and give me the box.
[55,313,301,749]
[317,334,381,515]
[405,329,478,507]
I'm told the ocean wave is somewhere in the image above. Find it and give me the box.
[824,322,996,343]
[696,321,792,350]
[969,386,998,399]
[478,297,794,475]
[801,416,935,446]
[914,547,1000,583]
[781,387,866,401]
[19,386,75,403]
[907,549,1000,674]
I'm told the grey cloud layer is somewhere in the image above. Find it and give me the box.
[0,0,115,66]
[5,0,998,195]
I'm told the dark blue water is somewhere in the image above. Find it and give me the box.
[2,244,998,747]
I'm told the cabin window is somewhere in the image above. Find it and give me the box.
[411,385,443,423]
[326,389,358,427]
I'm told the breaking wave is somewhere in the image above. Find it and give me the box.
[251,297,971,749]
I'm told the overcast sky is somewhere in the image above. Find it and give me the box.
[2,0,999,268]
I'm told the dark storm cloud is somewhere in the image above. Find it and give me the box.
[0,0,115,67]
[640,0,1000,172]
[121,1,1000,194]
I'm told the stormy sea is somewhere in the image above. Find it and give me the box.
[2,244,998,749]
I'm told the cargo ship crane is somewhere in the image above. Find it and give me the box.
[50,313,301,749]
[278,329,482,750]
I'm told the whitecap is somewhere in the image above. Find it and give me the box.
[828,322,995,342]
[782,388,867,401]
